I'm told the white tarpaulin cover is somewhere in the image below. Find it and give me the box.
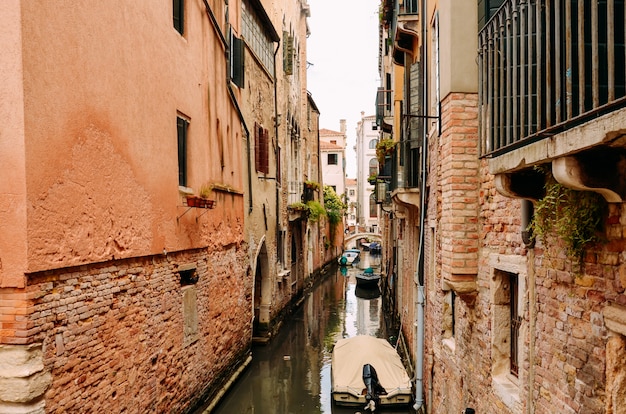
[331,335,412,401]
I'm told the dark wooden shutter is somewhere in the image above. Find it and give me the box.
[260,128,269,174]
[231,35,245,88]
[254,122,261,172]
[173,0,184,35]
[177,117,188,186]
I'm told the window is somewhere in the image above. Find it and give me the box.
[369,193,377,218]
[349,189,355,196]
[177,116,189,186]
[173,0,184,35]
[443,290,456,340]
[369,158,378,176]
[492,269,521,377]
[510,275,521,376]
[276,146,281,184]
[369,139,378,149]
[242,0,275,75]
[255,123,269,174]
[327,153,338,165]
[283,32,294,75]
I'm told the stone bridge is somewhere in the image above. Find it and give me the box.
[343,232,382,249]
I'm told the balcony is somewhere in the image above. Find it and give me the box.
[479,0,626,202]
[479,0,626,157]
[382,0,419,64]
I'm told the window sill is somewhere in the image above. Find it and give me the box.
[492,374,520,410]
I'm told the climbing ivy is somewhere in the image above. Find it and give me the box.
[529,166,606,264]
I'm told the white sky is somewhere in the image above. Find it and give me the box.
[306,0,381,178]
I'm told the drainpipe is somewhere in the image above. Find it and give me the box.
[414,0,428,410]
[274,41,281,253]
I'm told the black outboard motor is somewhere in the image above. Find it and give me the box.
[362,363,386,411]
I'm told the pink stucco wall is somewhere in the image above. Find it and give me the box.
[1,1,243,285]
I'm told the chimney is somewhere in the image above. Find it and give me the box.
[340,119,346,134]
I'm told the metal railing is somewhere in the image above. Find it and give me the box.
[399,0,418,15]
[478,0,626,157]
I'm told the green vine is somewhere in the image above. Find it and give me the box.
[307,200,326,223]
[323,186,346,245]
[529,166,606,264]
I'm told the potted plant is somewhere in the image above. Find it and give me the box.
[186,183,215,208]
[375,138,395,164]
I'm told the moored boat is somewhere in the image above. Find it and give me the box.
[338,248,361,265]
[355,267,381,288]
[331,335,413,409]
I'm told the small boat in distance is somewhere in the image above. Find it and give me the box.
[338,249,361,265]
[331,335,412,409]
[369,242,382,255]
[355,267,381,288]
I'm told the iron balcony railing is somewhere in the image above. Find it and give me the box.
[478,0,626,157]
[399,0,418,15]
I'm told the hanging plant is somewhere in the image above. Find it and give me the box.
[375,138,396,164]
[529,166,607,265]
[306,200,326,222]
[304,180,321,191]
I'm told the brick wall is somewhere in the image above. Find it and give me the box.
[439,93,480,283]
[27,246,250,413]
[427,116,626,413]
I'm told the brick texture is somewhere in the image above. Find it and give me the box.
[23,246,251,414]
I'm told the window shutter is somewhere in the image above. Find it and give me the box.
[231,34,245,88]
[284,33,293,75]
[261,128,269,174]
[254,123,261,172]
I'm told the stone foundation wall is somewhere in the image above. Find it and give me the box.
[14,245,251,413]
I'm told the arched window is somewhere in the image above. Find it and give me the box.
[369,158,378,176]
[369,139,378,149]
[369,193,378,218]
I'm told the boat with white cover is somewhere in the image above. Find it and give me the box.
[331,335,413,409]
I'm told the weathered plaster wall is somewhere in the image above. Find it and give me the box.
[19,1,243,272]
[0,0,28,288]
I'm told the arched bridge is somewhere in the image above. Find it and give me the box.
[343,232,382,249]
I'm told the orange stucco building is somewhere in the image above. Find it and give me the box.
[1,1,250,412]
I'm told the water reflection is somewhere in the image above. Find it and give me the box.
[205,252,407,414]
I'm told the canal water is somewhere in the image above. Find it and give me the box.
[205,252,416,414]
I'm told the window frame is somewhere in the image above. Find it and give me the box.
[327,153,338,165]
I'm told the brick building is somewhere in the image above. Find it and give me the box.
[378,0,626,413]
[0,0,323,413]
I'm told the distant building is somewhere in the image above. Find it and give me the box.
[355,112,379,233]
[319,122,347,197]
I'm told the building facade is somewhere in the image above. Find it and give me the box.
[378,0,626,413]
[239,0,326,341]
[319,123,348,197]
[0,1,326,413]
[355,112,380,233]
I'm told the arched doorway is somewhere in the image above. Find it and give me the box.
[253,241,271,338]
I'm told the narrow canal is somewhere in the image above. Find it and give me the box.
[203,252,416,414]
